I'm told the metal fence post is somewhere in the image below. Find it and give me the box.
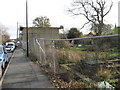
[52,40,56,74]
[43,39,46,64]
[71,40,74,46]
[39,39,42,64]
[33,38,36,56]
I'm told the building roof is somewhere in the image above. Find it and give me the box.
[20,26,63,31]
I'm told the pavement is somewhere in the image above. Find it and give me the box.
[2,48,54,88]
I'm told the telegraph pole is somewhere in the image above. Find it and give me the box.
[26,0,29,57]
[17,22,18,41]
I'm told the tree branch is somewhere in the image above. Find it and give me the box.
[80,21,90,29]
[104,2,113,16]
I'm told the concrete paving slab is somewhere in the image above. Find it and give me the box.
[2,48,54,88]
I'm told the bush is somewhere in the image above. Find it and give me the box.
[55,41,70,48]
[96,66,113,81]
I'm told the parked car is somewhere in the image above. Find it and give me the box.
[6,42,15,47]
[0,45,8,77]
[5,42,15,53]
[5,45,14,53]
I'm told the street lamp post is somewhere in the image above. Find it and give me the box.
[26,0,29,57]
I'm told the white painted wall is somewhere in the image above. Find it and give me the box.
[0,30,2,44]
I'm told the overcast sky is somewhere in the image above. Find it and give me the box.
[0,0,119,39]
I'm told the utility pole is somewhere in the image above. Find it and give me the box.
[17,22,18,41]
[26,0,29,57]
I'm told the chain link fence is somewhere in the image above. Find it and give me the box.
[22,34,120,87]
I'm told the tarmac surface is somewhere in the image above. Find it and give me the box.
[2,48,54,88]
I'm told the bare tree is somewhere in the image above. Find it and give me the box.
[0,24,10,44]
[68,0,113,36]
[91,23,113,35]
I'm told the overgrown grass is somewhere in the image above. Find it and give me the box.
[28,40,120,88]
[96,66,113,81]
[55,47,120,64]
[53,46,120,87]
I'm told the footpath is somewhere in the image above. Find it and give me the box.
[2,48,54,88]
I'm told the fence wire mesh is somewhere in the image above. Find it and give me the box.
[22,34,120,87]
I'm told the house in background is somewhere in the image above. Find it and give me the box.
[20,26,62,41]
[20,26,63,51]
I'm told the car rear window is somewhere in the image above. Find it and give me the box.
[8,44,14,46]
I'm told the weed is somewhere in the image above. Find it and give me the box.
[96,66,113,81]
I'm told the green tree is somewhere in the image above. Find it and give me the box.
[113,27,120,34]
[67,28,82,39]
[33,16,51,27]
